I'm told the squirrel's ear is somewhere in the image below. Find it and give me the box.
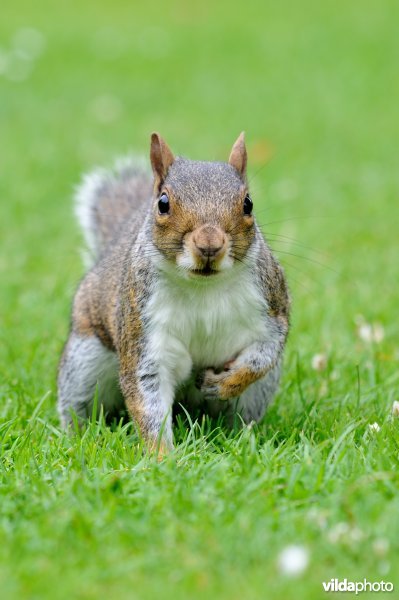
[228,132,247,180]
[150,132,175,190]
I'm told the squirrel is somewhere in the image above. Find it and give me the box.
[58,133,290,453]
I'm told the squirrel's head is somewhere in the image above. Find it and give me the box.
[150,132,255,279]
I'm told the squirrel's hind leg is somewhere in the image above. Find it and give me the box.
[58,332,122,427]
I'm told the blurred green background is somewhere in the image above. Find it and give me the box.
[1,1,398,599]
[1,0,398,356]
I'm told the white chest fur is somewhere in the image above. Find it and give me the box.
[145,265,269,388]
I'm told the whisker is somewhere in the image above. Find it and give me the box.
[275,267,315,295]
[260,232,330,258]
[231,241,338,276]
[274,259,324,291]
[266,249,339,275]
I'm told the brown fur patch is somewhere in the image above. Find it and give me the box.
[218,366,266,399]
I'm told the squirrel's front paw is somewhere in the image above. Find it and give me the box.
[197,365,258,400]
[196,368,225,400]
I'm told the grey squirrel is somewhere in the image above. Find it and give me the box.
[58,133,290,454]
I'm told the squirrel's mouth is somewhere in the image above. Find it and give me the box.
[190,263,218,277]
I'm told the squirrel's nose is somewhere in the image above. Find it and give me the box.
[192,225,226,260]
[195,244,223,258]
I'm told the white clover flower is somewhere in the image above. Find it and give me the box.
[330,369,339,381]
[373,324,385,343]
[358,322,373,343]
[311,353,327,372]
[391,401,399,418]
[349,527,364,542]
[373,538,389,557]
[378,561,391,576]
[327,522,365,546]
[368,422,381,433]
[356,316,385,344]
[277,545,309,576]
[306,507,328,530]
[328,522,350,544]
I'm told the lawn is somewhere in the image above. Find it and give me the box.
[1,1,398,598]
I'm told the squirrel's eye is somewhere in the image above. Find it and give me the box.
[243,194,253,215]
[158,192,170,214]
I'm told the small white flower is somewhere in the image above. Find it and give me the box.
[306,507,327,530]
[378,561,391,576]
[328,522,365,546]
[328,522,350,544]
[311,353,327,372]
[319,380,328,396]
[330,369,339,381]
[349,527,364,542]
[373,324,385,343]
[277,545,309,576]
[373,538,389,557]
[356,316,385,344]
[368,422,381,433]
[358,322,373,343]
[391,401,399,417]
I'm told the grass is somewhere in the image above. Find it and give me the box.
[1,0,399,598]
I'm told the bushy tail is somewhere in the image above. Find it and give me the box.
[74,157,152,266]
